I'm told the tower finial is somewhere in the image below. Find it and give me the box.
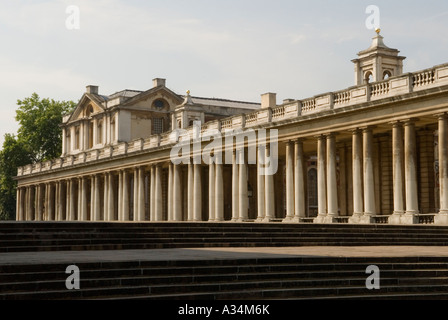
[375,28,381,35]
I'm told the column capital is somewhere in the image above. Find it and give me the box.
[359,125,377,132]
[435,112,448,120]
[402,118,419,125]
[388,120,403,127]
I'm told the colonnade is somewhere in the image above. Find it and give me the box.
[16,114,448,224]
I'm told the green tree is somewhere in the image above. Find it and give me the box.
[15,93,76,162]
[0,93,76,220]
[0,134,32,220]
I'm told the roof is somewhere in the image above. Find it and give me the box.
[188,96,261,110]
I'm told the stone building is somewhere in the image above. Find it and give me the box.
[15,32,448,225]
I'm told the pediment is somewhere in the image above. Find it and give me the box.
[122,87,184,112]
[65,94,105,124]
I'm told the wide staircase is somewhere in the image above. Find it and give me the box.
[1,222,448,252]
[1,256,448,300]
[1,222,448,300]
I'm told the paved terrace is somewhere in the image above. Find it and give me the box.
[1,246,448,265]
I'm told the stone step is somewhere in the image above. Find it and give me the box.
[2,256,448,300]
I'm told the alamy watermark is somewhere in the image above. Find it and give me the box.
[65,265,80,290]
[66,5,80,30]
[365,5,381,31]
[365,265,380,290]
[169,121,279,176]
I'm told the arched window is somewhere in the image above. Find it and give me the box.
[364,71,373,84]
[383,70,392,80]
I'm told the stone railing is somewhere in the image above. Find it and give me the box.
[417,214,435,225]
[17,63,448,177]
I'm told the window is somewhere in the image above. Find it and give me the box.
[75,127,80,150]
[308,168,318,215]
[364,71,373,84]
[97,121,103,144]
[153,118,164,134]
[153,99,166,110]
[88,122,93,149]
[383,70,392,80]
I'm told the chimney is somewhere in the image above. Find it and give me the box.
[86,85,99,95]
[153,78,166,88]
[261,92,277,109]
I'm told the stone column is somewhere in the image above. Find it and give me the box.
[54,182,60,221]
[283,141,295,222]
[173,164,183,221]
[137,167,145,221]
[256,145,265,222]
[168,164,173,221]
[238,148,248,221]
[350,130,364,223]
[187,163,194,221]
[314,135,327,223]
[29,186,35,221]
[80,177,88,221]
[16,187,22,221]
[107,172,115,221]
[122,170,130,221]
[389,122,405,224]
[155,165,163,221]
[48,183,55,221]
[24,187,29,221]
[58,182,64,221]
[69,179,76,221]
[231,150,239,221]
[193,163,202,221]
[133,168,138,221]
[326,134,338,223]
[150,166,155,221]
[402,120,419,224]
[293,139,306,222]
[436,114,448,224]
[103,174,108,221]
[93,175,101,221]
[209,161,216,221]
[215,161,224,222]
[118,171,123,221]
[264,144,275,222]
[36,184,43,221]
[77,179,82,221]
[361,127,376,223]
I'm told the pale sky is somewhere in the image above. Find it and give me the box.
[1,0,447,146]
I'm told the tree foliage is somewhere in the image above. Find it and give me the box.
[15,93,76,162]
[0,93,76,220]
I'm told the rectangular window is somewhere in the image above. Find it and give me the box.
[153,118,163,134]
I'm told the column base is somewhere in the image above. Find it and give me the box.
[348,213,362,224]
[359,215,375,224]
[388,213,403,225]
[313,215,338,224]
[290,216,303,223]
[434,213,448,225]
[261,217,275,223]
[313,215,326,224]
[400,213,419,225]
[282,216,294,223]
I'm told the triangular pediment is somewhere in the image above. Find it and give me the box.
[64,93,106,124]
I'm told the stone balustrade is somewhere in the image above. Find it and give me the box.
[17,63,448,177]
